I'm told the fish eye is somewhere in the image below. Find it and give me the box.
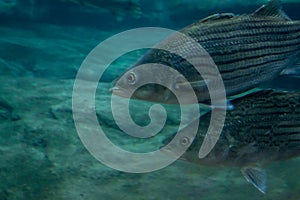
[174,76,185,90]
[173,82,180,90]
[181,137,190,146]
[126,72,136,85]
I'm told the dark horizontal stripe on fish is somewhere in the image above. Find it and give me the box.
[278,124,300,129]
[248,131,300,139]
[158,31,300,72]
[207,39,300,60]
[221,59,293,82]
[194,25,300,44]
[253,128,300,135]
[287,141,300,144]
[198,30,300,48]
[216,47,299,71]
[202,34,300,53]
[220,56,290,81]
[199,35,300,68]
[289,135,300,139]
[230,110,297,120]
[198,17,300,31]
[193,18,298,33]
[234,111,291,118]
[195,48,299,74]
[288,140,300,143]
[189,20,300,43]
[214,47,298,73]
[272,131,300,136]
[238,107,298,115]
[242,107,298,114]
[247,111,300,117]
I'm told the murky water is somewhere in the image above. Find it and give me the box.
[0,0,300,199]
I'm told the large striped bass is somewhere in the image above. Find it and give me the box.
[111,0,300,104]
[162,90,300,193]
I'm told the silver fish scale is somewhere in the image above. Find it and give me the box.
[171,15,300,99]
[181,91,300,167]
[134,14,300,102]
[223,91,300,162]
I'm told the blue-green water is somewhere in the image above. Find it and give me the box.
[1,0,300,199]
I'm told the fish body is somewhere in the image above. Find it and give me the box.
[112,0,300,104]
[163,90,300,192]
[183,91,300,166]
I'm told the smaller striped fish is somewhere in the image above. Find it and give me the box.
[111,0,300,104]
[162,90,300,193]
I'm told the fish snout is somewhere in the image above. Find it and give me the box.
[109,86,130,98]
[109,86,120,93]
[109,86,124,96]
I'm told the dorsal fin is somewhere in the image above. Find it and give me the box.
[252,0,291,21]
[200,13,235,23]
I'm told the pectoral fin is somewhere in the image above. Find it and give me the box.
[241,167,267,194]
[260,75,300,92]
[175,80,207,90]
[280,65,300,77]
[176,80,234,110]
[210,100,234,110]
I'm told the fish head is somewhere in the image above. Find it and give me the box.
[110,64,197,104]
[111,69,172,103]
[160,120,232,166]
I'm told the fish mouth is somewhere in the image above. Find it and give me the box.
[109,86,119,93]
[160,146,180,159]
[160,144,191,162]
[109,86,131,98]
[109,86,122,95]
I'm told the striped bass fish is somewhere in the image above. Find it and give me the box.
[111,0,300,104]
[162,90,300,193]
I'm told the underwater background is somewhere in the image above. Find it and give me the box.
[1,0,300,199]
